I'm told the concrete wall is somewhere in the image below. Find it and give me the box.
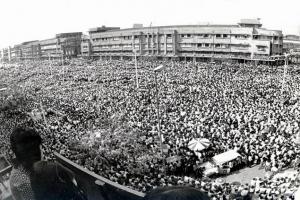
[54,153,145,200]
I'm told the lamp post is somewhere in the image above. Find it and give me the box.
[281,53,289,94]
[133,49,139,88]
[154,64,166,174]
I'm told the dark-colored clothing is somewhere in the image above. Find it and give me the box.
[30,161,85,200]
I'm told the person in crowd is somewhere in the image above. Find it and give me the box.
[9,127,86,200]
[9,127,42,200]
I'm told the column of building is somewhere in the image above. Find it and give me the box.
[156,32,160,55]
[172,30,177,56]
[164,34,167,55]
[139,32,143,55]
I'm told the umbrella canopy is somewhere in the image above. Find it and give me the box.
[215,178,225,185]
[295,187,300,200]
[188,138,211,152]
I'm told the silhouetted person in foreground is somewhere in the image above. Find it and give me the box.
[144,186,210,200]
[9,127,86,200]
[10,127,42,200]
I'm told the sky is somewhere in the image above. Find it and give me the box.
[0,0,300,48]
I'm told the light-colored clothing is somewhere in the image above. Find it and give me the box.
[9,165,35,200]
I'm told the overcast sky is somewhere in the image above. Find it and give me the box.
[1,0,300,48]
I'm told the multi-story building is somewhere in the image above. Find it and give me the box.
[0,48,11,62]
[88,26,121,58]
[87,19,283,63]
[283,35,300,53]
[39,37,61,59]
[10,45,21,61]
[81,34,92,58]
[0,20,284,64]
[283,35,300,63]
[56,32,82,58]
[0,32,83,62]
[40,32,82,60]
[19,41,41,60]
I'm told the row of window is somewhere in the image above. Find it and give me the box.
[92,33,283,43]
[96,43,174,49]
[92,34,272,43]
[95,42,264,49]
[180,34,249,39]
[180,43,251,48]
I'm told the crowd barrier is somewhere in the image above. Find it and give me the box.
[54,152,145,200]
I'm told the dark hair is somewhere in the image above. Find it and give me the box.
[10,127,42,170]
[144,186,210,200]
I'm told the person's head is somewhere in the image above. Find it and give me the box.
[144,186,210,200]
[10,127,42,170]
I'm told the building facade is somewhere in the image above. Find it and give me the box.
[283,35,300,63]
[1,19,284,63]
[81,34,92,58]
[1,32,82,62]
[87,19,283,62]
[283,35,300,53]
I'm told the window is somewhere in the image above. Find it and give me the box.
[204,34,209,38]
[216,34,221,38]
[257,45,267,52]
[167,34,172,38]
[181,34,185,38]
[223,34,228,38]
[215,44,221,48]
[181,43,192,48]
[187,34,191,38]
[205,43,210,47]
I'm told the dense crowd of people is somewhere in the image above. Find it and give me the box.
[1,58,300,199]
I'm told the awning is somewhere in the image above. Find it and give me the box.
[213,150,241,166]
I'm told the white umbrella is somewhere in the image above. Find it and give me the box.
[294,187,300,200]
[188,138,210,152]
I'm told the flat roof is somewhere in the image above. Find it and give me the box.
[103,24,240,33]
[239,19,262,25]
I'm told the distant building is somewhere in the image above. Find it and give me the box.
[1,19,284,64]
[40,32,82,59]
[0,48,10,62]
[133,24,143,28]
[86,19,283,63]
[56,32,82,58]
[283,35,300,63]
[19,41,40,60]
[39,37,60,59]
[283,34,300,53]
[81,34,92,58]
[2,32,83,61]
[238,18,262,28]
[88,26,121,57]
